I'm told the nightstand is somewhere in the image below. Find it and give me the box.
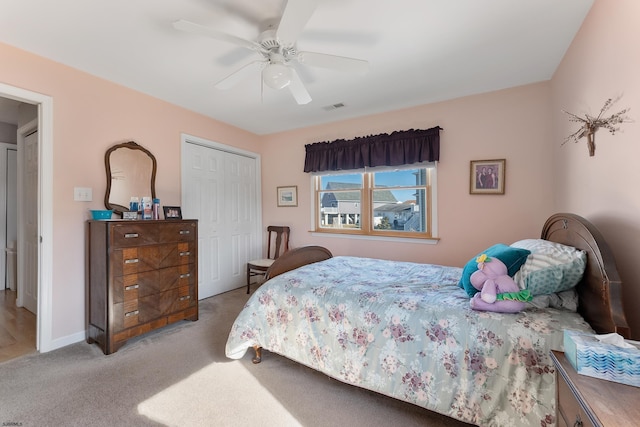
[551,350,640,426]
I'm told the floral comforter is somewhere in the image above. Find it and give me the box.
[226,256,593,426]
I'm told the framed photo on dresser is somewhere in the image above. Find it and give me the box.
[163,206,182,220]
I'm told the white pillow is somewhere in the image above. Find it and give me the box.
[510,239,587,296]
[527,289,579,311]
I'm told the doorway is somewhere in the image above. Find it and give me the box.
[0,82,54,356]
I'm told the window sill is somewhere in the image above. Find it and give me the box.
[310,231,439,244]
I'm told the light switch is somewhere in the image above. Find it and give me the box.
[74,187,93,202]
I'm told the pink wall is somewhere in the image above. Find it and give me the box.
[3,0,637,347]
[0,42,261,341]
[551,0,640,338]
[261,82,555,267]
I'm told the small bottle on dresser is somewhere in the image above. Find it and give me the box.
[142,197,153,220]
[152,198,160,220]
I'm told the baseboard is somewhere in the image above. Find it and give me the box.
[40,330,85,353]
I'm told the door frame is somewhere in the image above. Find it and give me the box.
[0,83,54,353]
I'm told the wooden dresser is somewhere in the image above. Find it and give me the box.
[87,219,198,354]
[551,350,640,426]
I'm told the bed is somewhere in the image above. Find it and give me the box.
[225,213,630,426]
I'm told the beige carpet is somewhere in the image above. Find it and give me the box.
[0,287,470,426]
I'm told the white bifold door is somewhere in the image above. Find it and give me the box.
[181,137,260,299]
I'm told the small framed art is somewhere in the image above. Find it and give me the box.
[470,159,505,194]
[277,185,298,207]
[163,206,182,220]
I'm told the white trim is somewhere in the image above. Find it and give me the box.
[1,83,54,353]
[310,232,439,244]
[181,133,259,160]
[47,330,85,351]
[310,162,437,177]
[309,163,439,239]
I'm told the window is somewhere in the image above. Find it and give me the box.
[313,164,436,239]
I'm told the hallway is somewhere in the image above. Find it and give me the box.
[0,289,36,363]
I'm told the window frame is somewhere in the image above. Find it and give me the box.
[311,163,437,240]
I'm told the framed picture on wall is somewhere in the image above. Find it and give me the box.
[277,186,298,207]
[470,159,506,194]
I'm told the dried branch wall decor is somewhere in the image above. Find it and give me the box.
[562,97,632,156]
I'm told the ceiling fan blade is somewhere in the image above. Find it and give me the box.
[297,51,369,73]
[276,0,318,45]
[215,60,265,90]
[287,68,312,105]
[173,20,264,53]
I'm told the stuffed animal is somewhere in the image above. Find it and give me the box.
[469,254,531,313]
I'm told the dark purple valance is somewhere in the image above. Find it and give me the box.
[303,127,441,173]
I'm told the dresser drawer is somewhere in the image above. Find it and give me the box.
[112,264,195,303]
[557,369,595,427]
[112,286,196,331]
[110,221,197,248]
[112,242,195,275]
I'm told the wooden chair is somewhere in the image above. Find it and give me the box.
[246,226,290,293]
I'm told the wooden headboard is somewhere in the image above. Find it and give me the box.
[541,213,630,338]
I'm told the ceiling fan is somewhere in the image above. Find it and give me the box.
[172,0,369,105]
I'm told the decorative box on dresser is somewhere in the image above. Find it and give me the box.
[87,219,198,354]
[551,350,640,427]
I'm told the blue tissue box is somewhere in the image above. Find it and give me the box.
[563,329,640,387]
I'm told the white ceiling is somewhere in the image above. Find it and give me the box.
[0,0,594,134]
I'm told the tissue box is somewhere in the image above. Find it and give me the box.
[563,329,640,387]
[90,209,113,220]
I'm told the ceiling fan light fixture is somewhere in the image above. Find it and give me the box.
[262,62,292,90]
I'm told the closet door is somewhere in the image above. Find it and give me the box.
[182,140,259,298]
[224,151,257,290]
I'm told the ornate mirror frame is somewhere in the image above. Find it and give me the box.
[104,141,157,216]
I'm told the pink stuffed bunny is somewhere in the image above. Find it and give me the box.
[469,254,530,313]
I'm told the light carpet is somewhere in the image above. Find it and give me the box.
[0,287,469,426]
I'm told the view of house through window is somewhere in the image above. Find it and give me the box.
[314,165,434,238]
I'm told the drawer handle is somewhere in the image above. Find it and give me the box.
[124,259,139,264]
[573,416,582,427]
[179,251,190,257]
[124,233,139,238]
[124,310,139,317]
[180,273,191,279]
[124,284,139,291]
[179,230,190,235]
[179,295,191,301]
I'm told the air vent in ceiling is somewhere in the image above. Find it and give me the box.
[323,102,346,111]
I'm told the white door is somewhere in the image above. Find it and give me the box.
[182,139,259,298]
[6,148,18,254]
[0,145,17,290]
[0,144,16,289]
[225,152,258,288]
[18,130,38,314]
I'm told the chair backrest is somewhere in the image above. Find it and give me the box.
[266,226,290,260]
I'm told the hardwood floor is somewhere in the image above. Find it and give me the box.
[0,289,36,363]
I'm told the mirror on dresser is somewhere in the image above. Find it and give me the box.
[104,141,157,216]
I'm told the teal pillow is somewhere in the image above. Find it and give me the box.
[459,244,531,297]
